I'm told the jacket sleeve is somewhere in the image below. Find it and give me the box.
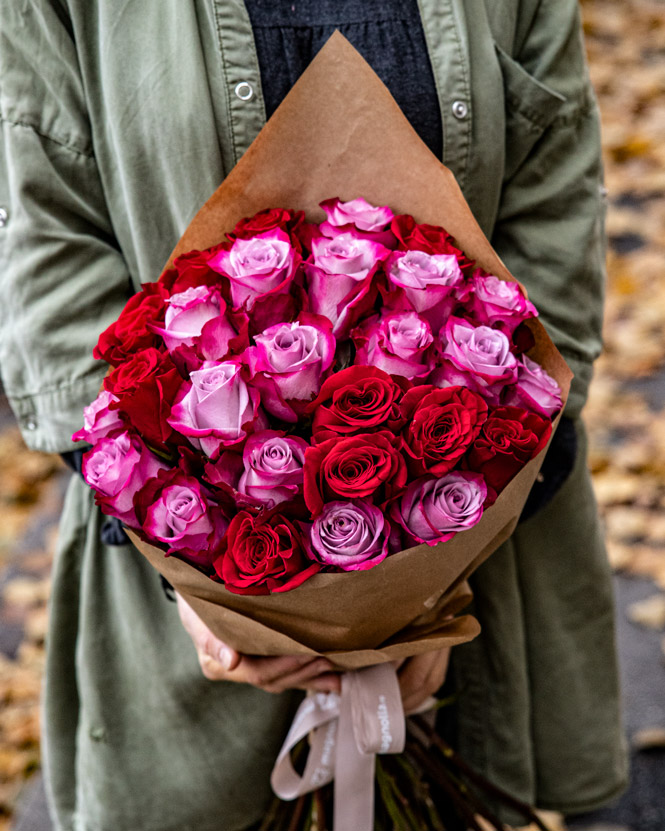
[0,1,132,453]
[491,0,606,419]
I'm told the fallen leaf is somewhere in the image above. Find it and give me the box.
[627,593,665,629]
[632,726,665,751]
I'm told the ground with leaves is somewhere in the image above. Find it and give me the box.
[1,2,664,829]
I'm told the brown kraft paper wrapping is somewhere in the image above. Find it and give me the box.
[127,33,573,672]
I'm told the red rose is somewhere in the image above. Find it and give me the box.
[104,348,182,448]
[391,214,474,274]
[214,509,320,595]
[230,207,306,249]
[466,405,552,493]
[401,385,488,477]
[308,366,410,443]
[94,283,169,366]
[303,431,407,515]
[160,245,228,295]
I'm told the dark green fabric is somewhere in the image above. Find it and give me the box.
[0,1,627,829]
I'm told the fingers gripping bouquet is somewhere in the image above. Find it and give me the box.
[75,34,571,831]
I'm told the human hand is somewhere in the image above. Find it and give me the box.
[176,593,341,694]
[395,647,451,714]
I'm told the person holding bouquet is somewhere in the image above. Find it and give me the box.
[0,1,626,829]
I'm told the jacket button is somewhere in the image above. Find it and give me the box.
[234,82,254,101]
[23,416,37,431]
[0,208,8,228]
[452,100,468,120]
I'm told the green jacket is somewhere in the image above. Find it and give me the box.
[0,2,626,830]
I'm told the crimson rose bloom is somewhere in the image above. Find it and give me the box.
[160,245,228,295]
[94,282,169,366]
[104,348,182,448]
[390,215,474,274]
[230,207,306,251]
[401,386,488,477]
[303,431,407,515]
[308,366,410,442]
[214,510,320,595]
[466,405,551,492]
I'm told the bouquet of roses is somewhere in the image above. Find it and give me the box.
[73,33,571,831]
[76,196,560,597]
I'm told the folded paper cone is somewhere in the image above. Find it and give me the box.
[128,32,572,671]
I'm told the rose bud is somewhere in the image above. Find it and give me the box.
[466,406,552,493]
[432,317,518,404]
[237,431,308,508]
[82,430,168,527]
[137,468,228,567]
[214,510,320,595]
[167,360,264,458]
[104,348,182,448]
[469,272,537,334]
[352,311,435,381]
[207,228,299,311]
[245,314,335,422]
[392,471,487,546]
[308,365,409,443]
[304,233,390,338]
[401,386,488,477]
[502,354,563,418]
[94,282,170,366]
[72,389,125,444]
[303,431,407,516]
[307,499,390,571]
[385,249,464,322]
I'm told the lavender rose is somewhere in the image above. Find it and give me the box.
[207,228,299,311]
[238,431,308,508]
[305,233,389,337]
[352,311,434,380]
[470,273,537,334]
[385,249,464,319]
[167,360,263,457]
[245,315,335,421]
[307,499,390,571]
[392,471,487,546]
[72,389,125,444]
[503,354,562,417]
[433,317,518,404]
[82,430,167,527]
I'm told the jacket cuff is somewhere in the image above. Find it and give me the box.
[7,369,106,454]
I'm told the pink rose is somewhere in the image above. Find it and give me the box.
[318,197,396,247]
[470,273,537,334]
[82,430,167,527]
[207,229,299,311]
[385,249,464,320]
[150,286,224,350]
[320,197,394,232]
[72,389,125,444]
[502,355,562,417]
[167,360,263,457]
[304,233,389,338]
[392,471,487,546]
[352,311,434,380]
[307,499,389,571]
[237,431,308,508]
[245,314,335,421]
[433,317,518,403]
[138,468,228,566]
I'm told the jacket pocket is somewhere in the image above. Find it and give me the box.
[495,43,566,180]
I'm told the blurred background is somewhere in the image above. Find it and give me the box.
[0,1,664,829]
